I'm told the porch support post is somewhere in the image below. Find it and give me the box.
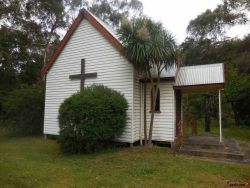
[175,90,182,138]
[219,89,222,143]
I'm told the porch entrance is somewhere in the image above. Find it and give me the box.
[173,64,245,162]
[174,63,225,143]
[175,88,223,143]
[174,88,245,162]
[175,84,224,143]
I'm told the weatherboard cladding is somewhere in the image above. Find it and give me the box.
[139,82,176,142]
[41,8,121,79]
[133,72,141,142]
[44,9,228,144]
[44,19,134,143]
[175,63,224,86]
[43,8,178,143]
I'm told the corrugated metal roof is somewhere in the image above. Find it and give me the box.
[151,65,177,78]
[175,63,225,86]
[84,10,225,86]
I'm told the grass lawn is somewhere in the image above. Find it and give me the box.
[184,119,250,142]
[0,136,249,188]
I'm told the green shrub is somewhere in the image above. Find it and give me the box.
[2,84,44,136]
[58,85,128,153]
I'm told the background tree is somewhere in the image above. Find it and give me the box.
[0,0,143,135]
[1,0,69,66]
[181,0,250,129]
[0,0,71,132]
[187,0,248,40]
[2,84,44,136]
[89,0,143,28]
[0,0,143,86]
[119,18,176,145]
[221,38,250,125]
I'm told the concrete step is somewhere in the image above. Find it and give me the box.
[182,141,224,150]
[183,136,222,144]
[180,147,244,161]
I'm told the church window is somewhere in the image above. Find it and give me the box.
[151,86,160,112]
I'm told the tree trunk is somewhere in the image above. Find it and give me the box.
[43,43,50,65]
[204,113,211,132]
[148,101,155,146]
[143,81,148,146]
[148,77,160,146]
[204,96,211,132]
[148,86,155,146]
[231,102,240,126]
[43,20,59,66]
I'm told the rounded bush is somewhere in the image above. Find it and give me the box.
[58,85,128,153]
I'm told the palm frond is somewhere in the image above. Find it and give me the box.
[118,17,177,74]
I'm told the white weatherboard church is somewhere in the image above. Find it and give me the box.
[42,9,225,144]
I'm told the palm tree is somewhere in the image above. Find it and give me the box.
[119,17,176,146]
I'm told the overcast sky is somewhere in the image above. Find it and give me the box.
[141,0,250,44]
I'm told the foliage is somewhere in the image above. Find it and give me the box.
[187,0,248,40]
[0,0,143,66]
[0,0,69,65]
[224,60,250,125]
[0,26,43,85]
[118,17,176,145]
[0,0,67,118]
[1,84,44,136]
[181,35,250,126]
[119,18,176,74]
[58,85,128,153]
[89,0,143,28]
[0,0,143,134]
[182,0,250,127]
[180,38,219,66]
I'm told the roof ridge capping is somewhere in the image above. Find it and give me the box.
[40,8,122,79]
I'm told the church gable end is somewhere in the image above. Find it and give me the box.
[41,9,122,79]
[43,11,134,143]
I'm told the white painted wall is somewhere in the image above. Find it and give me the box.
[139,82,176,142]
[44,18,134,143]
[132,72,141,142]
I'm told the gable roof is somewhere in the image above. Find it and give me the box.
[41,8,122,79]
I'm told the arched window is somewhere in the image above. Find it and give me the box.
[151,86,160,112]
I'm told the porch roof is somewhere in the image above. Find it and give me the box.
[174,63,225,91]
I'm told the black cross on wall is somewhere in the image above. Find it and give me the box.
[69,59,97,90]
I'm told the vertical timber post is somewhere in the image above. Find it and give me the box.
[219,89,222,143]
[175,90,182,138]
